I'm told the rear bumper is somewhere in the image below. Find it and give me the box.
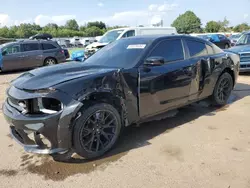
[3,86,83,154]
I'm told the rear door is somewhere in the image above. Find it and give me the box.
[1,43,23,71]
[184,39,223,101]
[139,38,194,118]
[21,42,43,68]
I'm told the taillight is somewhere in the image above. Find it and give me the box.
[61,50,64,54]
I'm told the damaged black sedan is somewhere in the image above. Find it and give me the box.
[3,35,240,161]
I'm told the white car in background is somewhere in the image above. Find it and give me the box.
[85,26,177,56]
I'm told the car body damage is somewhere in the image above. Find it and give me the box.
[3,35,239,160]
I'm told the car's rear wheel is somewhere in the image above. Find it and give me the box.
[211,72,233,106]
[73,103,122,159]
[44,58,56,66]
[224,43,230,49]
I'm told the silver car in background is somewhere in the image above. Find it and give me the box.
[0,39,66,72]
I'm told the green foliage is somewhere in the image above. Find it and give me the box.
[85,26,104,37]
[171,11,202,33]
[217,17,230,31]
[87,21,106,30]
[65,19,79,31]
[233,23,250,32]
[205,21,221,32]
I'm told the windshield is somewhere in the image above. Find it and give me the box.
[99,29,124,43]
[83,38,152,68]
[236,34,250,46]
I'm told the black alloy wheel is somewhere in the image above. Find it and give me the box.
[73,103,122,159]
[211,72,233,106]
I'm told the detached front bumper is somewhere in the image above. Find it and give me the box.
[3,86,83,155]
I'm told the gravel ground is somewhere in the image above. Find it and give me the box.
[0,71,250,188]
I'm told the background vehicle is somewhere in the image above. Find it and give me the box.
[80,38,90,47]
[198,34,231,49]
[70,37,83,47]
[229,33,242,46]
[62,48,70,59]
[226,31,250,72]
[0,39,66,72]
[58,39,73,48]
[3,35,239,161]
[85,27,177,56]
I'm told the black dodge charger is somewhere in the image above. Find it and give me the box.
[3,35,240,161]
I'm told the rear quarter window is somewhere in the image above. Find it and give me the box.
[186,40,207,57]
[42,43,57,50]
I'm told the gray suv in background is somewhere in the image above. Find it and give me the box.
[0,40,66,72]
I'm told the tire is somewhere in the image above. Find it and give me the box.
[211,72,233,106]
[224,43,230,49]
[44,58,56,66]
[73,103,122,159]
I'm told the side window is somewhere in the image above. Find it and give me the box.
[122,30,135,38]
[186,40,207,57]
[206,44,214,55]
[3,44,21,55]
[212,43,224,54]
[42,43,57,50]
[22,43,39,52]
[246,34,250,44]
[218,34,226,40]
[149,39,184,62]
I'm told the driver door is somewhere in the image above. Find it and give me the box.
[139,39,194,118]
[2,44,24,71]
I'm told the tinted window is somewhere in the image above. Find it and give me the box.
[2,44,21,55]
[22,43,39,52]
[206,44,214,55]
[42,43,57,50]
[186,40,207,57]
[149,39,184,62]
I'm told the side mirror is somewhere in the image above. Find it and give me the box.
[2,50,7,56]
[144,56,165,66]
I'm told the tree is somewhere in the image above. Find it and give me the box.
[218,17,230,32]
[44,23,58,30]
[65,19,79,31]
[85,26,104,37]
[205,21,221,32]
[233,23,250,32]
[171,11,202,33]
[87,21,106,30]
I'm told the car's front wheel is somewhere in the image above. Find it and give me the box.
[73,103,122,159]
[211,72,233,106]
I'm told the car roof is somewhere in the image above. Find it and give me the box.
[122,34,207,43]
[17,39,56,43]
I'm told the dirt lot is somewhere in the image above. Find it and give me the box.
[0,72,250,188]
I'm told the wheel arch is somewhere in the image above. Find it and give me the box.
[220,67,235,86]
[78,91,128,126]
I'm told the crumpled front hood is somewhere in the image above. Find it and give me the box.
[227,45,250,53]
[11,62,115,90]
[85,42,108,50]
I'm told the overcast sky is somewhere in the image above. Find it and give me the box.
[0,0,250,27]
